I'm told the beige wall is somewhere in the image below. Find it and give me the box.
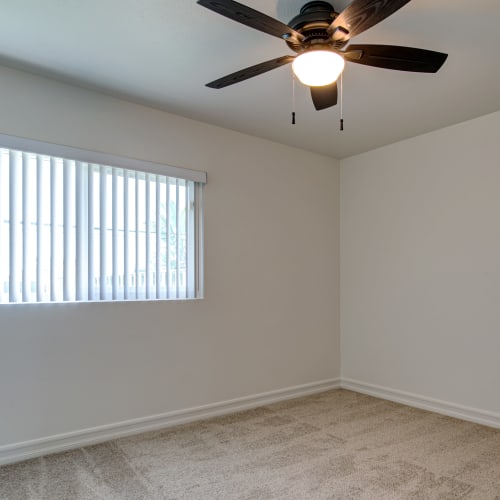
[341,111,500,415]
[0,65,340,446]
[5,59,498,450]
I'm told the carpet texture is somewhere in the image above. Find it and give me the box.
[1,390,499,499]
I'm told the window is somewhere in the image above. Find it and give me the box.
[0,134,206,303]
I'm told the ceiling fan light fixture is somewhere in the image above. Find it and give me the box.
[292,50,345,87]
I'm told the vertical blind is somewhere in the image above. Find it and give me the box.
[0,142,205,303]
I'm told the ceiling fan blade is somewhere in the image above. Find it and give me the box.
[310,82,338,111]
[328,0,412,43]
[206,55,295,89]
[343,44,448,72]
[197,0,303,43]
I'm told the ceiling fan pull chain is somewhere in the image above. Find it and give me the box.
[292,71,296,125]
[340,72,344,131]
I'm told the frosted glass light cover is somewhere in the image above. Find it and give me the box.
[292,50,345,87]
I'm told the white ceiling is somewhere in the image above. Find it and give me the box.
[1,0,500,158]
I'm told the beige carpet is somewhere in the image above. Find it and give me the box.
[1,390,499,499]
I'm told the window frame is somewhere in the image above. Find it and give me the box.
[0,133,206,304]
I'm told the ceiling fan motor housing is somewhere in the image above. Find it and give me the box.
[286,1,339,52]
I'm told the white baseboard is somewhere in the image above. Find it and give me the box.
[341,378,500,429]
[0,378,340,466]
[5,376,498,467]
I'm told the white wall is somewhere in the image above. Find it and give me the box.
[341,111,500,416]
[0,65,340,447]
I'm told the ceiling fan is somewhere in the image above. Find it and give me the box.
[197,0,448,111]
